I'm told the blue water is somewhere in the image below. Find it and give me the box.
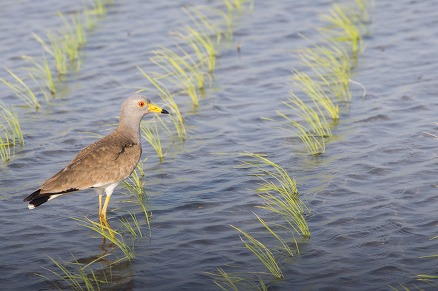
[1,0,438,290]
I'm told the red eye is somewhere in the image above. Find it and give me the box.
[138,101,146,108]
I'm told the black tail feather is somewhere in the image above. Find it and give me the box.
[23,189,41,202]
[28,195,51,208]
[24,188,78,208]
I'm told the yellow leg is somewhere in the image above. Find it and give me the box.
[98,195,107,243]
[100,195,115,239]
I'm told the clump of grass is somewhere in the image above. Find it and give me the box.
[241,153,310,237]
[296,39,352,102]
[0,67,41,109]
[231,225,284,279]
[57,12,87,65]
[277,93,330,156]
[33,32,69,76]
[137,66,186,139]
[73,216,136,260]
[22,55,56,96]
[319,3,363,55]
[0,126,12,163]
[122,162,153,237]
[119,211,145,239]
[140,118,168,161]
[292,70,339,120]
[150,46,203,107]
[0,102,24,146]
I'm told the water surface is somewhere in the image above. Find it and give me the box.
[1,0,438,290]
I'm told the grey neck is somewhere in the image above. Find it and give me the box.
[117,114,142,144]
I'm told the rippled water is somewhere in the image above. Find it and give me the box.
[1,0,438,290]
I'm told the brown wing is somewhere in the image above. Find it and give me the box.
[38,132,141,194]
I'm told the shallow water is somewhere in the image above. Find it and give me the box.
[1,0,438,290]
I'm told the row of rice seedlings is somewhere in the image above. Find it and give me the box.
[137,1,252,146]
[280,1,370,156]
[216,154,309,283]
[1,0,111,107]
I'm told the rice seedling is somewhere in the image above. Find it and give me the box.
[39,255,112,291]
[241,153,310,237]
[73,216,136,260]
[0,67,41,109]
[231,225,284,279]
[0,102,23,146]
[319,3,362,55]
[137,66,186,139]
[89,0,107,16]
[57,12,87,64]
[150,46,201,107]
[224,0,254,15]
[288,93,331,137]
[22,54,56,95]
[33,32,68,76]
[0,126,12,163]
[122,163,152,237]
[119,211,145,239]
[255,215,298,257]
[140,119,166,161]
[175,24,217,73]
[292,70,339,120]
[278,111,326,156]
[84,9,98,30]
[296,37,352,102]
